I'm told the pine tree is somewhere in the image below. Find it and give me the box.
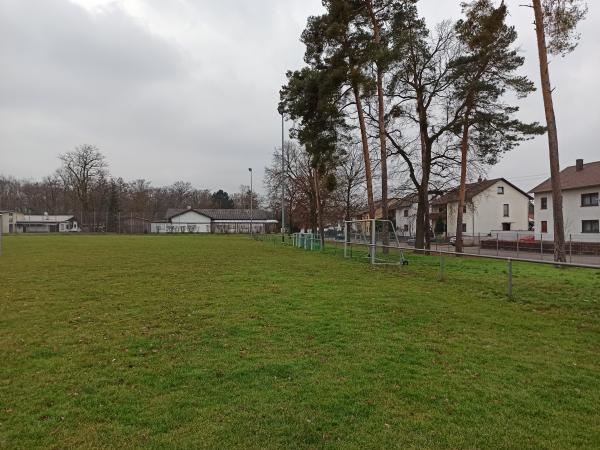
[530,0,587,262]
[451,0,544,253]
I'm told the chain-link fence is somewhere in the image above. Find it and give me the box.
[254,223,600,300]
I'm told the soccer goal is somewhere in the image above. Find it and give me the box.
[344,219,408,266]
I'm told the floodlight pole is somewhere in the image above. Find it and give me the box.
[248,168,253,238]
[281,112,286,242]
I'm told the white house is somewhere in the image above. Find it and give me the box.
[394,194,419,236]
[531,159,600,241]
[151,208,278,234]
[433,178,531,236]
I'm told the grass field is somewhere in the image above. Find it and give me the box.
[1,234,599,449]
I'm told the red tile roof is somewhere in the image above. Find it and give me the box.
[530,160,600,193]
[432,178,531,205]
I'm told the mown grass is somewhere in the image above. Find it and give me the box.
[1,234,599,449]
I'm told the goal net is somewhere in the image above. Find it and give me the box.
[344,219,408,266]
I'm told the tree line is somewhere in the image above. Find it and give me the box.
[0,145,260,231]
[274,0,586,262]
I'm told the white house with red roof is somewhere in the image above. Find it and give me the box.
[530,159,600,240]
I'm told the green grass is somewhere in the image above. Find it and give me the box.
[1,234,599,449]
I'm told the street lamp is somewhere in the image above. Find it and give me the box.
[248,168,253,237]
[281,112,286,242]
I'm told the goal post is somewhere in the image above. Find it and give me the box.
[344,219,408,266]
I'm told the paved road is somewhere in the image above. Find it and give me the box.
[427,242,600,267]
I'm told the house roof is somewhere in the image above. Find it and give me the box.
[357,196,419,216]
[394,193,419,208]
[432,178,532,205]
[17,215,74,223]
[166,208,276,221]
[530,160,600,193]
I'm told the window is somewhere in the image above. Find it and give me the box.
[462,223,467,233]
[463,205,467,213]
[541,197,548,210]
[581,193,599,207]
[541,221,548,233]
[503,204,510,217]
[403,224,409,232]
[403,209,409,217]
[502,223,511,231]
[582,220,600,233]
[497,186,504,194]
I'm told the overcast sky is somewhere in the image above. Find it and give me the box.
[1,0,598,193]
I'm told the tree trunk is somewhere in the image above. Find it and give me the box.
[352,82,376,220]
[366,0,389,253]
[415,89,431,250]
[532,0,566,262]
[455,105,473,254]
[377,66,390,253]
[313,170,325,248]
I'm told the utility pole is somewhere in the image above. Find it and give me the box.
[248,168,253,237]
[281,113,286,241]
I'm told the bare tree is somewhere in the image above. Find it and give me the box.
[336,144,366,223]
[58,145,107,228]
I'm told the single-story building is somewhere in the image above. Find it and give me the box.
[16,213,79,233]
[151,208,278,234]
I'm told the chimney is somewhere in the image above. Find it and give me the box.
[576,159,584,172]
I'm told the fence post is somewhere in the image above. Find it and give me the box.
[516,232,520,258]
[344,222,348,258]
[496,233,499,256]
[478,233,481,255]
[540,233,544,260]
[507,258,513,299]
[569,234,573,263]
[371,219,376,266]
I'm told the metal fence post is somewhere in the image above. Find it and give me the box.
[496,233,499,256]
[0,213,3,257]
[344,222,348,258]
[540,233,544,260]
[569,234,573,263]
[507,258,513,299]
[516,232,520,258]
[478,232,481,255]
[371,219,376,266]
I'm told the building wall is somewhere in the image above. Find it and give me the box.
[170,211,212,225]
[0,212,19,233]
[446,180,530,236]
[534,185,600,241]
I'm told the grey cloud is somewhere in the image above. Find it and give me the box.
[1,0,598,194]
